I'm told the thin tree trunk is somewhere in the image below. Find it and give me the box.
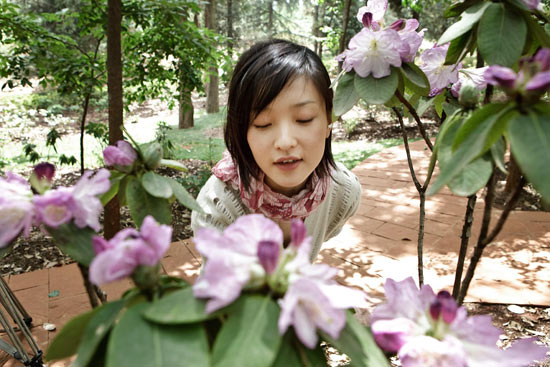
[268,0,274,37]
[452,194,477,299]
[179,80,194,129]
[227,0,233,57]
[79,92,91,175]
[504,154,522,194]
[338,0,352,71]
[313,3,320,55]
[205,0,219,113]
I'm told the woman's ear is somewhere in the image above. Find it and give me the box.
[326,121,333,139]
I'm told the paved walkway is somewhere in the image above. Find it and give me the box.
[1,140,549,365]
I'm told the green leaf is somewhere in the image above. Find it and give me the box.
[271,331,327,367]
[444,0,483,18]
[522,12,550,48]
[141,171,173,199]
[416,98,435,118]
[334,72,359,116]
[47,223,95,266]
[321,311,389,367]
[445,30,474,65]
[491,137,507,174]
[164,176,204,213]
[505,0,530,11]
[427,103,510,196]
[354,70,398,105]
[107,303,210,367]
[400,62,430,96]
[100,172,124,206]
[126,176,172,227]
[478,3,527,67]
[439,1,491,44]
[159,159,188,172]
[74,300,125,367]
[508,112,550,202]
[434,92,446,117]
[144,287,214,324]
[46,306,101,362]
[212,295,281,367]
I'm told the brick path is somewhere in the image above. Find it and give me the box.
[1,139,549,365]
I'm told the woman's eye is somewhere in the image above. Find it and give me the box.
[297,118,313,123]
[254,124,271,129]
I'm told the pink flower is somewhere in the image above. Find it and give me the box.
[371,277,549,367]
[33,169,110,232]
[339,27,403,78]
[418,44,461,96]
[523,0,540,10]
[357,0,387,26]
[278,275,368,349]
[192,214,283,313]
[30,162,56,194]
[451,67,488,97]
[397,19,425,63]
[89,216,172,286]
[0,173,34,247]
[484,65,517,89]
[103,140,137,168]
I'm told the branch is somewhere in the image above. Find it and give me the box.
[393,107,422,192]
[395,90,434,151]
[452,194,476,299]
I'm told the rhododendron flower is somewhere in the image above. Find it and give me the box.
[30,162,55,194]
[418,44,461,96]
[103,140,137,168]
[397,19,425,63]
[523,0,540,10]
[356,0,387,29]
[339,28,403,78]
[0,172,34,247]
[371,277,549,367]
[89,215,172,286]
[192,214,283,313]
[484,65,517,89]
[451,67,488,97]
[33,169,110,232]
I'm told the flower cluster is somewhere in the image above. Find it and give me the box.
[337,0,425,78]
[371,277,549,367]
[0,165,110,248]
[103,140,137,171]
[192,214,368,348]
[484,48,550,104]
[89,215,172,286]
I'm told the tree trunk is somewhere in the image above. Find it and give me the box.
[227,0,234,57]
[338,0,352,71]
[205,0,219,114]
[313,3,320,55]
[105,0,123,240]
[504,154,522,194]
[267,0,274,37]
[179,79,194,129]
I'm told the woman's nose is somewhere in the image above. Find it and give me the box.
[274,122,297,150]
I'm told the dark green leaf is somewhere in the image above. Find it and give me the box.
[439,1,491,44]
[74,300,125,367]
[444,0,483,18]
[491,137,507,174]
[505,0,530,11]
[320,311,389,367]
[434,92,446,117]
[271,331,328,367]
[334,72,359,116]
[427,103,510,196]
[508,112,550,202]
[141,171,173,199]
[478,3,527,67]
[164,176,204,213]
[48,223,95,266]
[107,303,210,367]
[522,12,550,48]
[354,70,398,105]
[126,176,172,227]
[400,63,430,96]
[159,159,188,172]
[212,295,281,367]
[46,307,101,362]
[144,287,214,324]
[100,172,124,206]
[445,30,473,65]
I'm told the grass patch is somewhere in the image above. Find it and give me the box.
[160,110,226,163]
[332,139,409,170]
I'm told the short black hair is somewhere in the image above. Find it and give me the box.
[224,39,336,192]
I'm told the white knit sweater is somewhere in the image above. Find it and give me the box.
[190,163,362,261]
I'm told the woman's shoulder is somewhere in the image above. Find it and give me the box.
[330,162,361,197]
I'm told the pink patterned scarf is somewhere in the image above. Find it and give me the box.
[211,151,330,220]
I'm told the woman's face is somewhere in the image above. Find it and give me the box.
[247,77,331,196]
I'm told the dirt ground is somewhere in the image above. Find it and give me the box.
[1,96,549,365]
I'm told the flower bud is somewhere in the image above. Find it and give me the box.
[372,318,414,353]
[362,12,373,29]
[290,219,307,249]
[534,48,550,71]
[30,162,55,194]
[458,81,481,108]
[143,142,163,170]
[103,140,137,171]
[429,290,458,324]
[484,66,517,89]
[388,19,405,31]
[257,240,279,274]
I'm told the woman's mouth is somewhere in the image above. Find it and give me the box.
[274,158,302,170]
